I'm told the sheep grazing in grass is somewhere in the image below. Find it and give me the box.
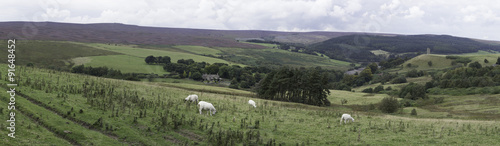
[198,101,216,116]
[185,94,199,103]
[340,114,354,125]
[248,100,256,108]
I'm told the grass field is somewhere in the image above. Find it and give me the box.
[173,45,222,56]
[2,64,500,145]
[67,43,245,73]
[0,40,119,70]
[0,98,72,145]
[395,52,500,73]
[328,90,390,105]
[370,49,391,58]
[81,55,168,74]
[218,47,353,70]
[82,43,239,65]
[241,42,279,48]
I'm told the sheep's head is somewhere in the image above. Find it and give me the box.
[185,97,190,101]
[212,110,216,115]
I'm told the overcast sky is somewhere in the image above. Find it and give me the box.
[4,0,500,40]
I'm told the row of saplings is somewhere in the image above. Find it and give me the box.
[184,94,356,144]
[184,94,257,116]
[184,94,354,124]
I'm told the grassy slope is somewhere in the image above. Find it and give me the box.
[328,90,389,105]
[0,40,119,69]
[218,47,353,70]
[71,43,244,74]
[395,52,500,73]
[2,65,500,145]
[240,42,279,48]
[173,45,222,56]
[83,55,167,74]
[0,98,71,145]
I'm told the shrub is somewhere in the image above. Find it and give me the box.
[425,81,435,89]
[362,88,373,93]
[406,63,412,68]
[341,99,348,105]
[398,82,427,100]
[446,55,460,59]
[229,84,239,89]
[400,99,415,107]
[385,86,393,91]
[434,97,444,104]
[411,109,417,116]
[391,76,407,84]
[468,61,482,69]
[374,85,384,93]
[379,97,400,113]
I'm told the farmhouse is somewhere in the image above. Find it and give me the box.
[202,74,221,83]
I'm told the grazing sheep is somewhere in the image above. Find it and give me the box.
[185,94,199,103]
[198,101,216,116]
[248,100,256,108]
[340,114,354,125]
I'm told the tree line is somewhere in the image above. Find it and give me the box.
[428,62,500,89]
[256,67,332,106]
[71,65,140,81]
[145,56,272,89]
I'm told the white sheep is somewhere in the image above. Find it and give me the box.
[185,94,199,103]
[198,101,216,116]
[340,114,354,125]
[248,100,256,108]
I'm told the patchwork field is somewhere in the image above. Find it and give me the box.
[217,47,354,70]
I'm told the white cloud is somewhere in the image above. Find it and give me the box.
[380,0,400,11]
[404,6,425,19]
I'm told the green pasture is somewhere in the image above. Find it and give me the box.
[2,65,500,145]
[82,55,168,74]
[173,45,222,56]
[217,47,353,70]
[81,43,242,65]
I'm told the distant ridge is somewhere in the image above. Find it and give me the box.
[1,21,498,51]
[0,21,381,48]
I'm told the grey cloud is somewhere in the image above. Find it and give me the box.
[2,0,500,40]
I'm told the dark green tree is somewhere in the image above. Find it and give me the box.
[374,85,384,93]
[191,72,203,80]
[468,61,482,69]
[205,64,220,74]
[159,56,171,64]
[368,63,378,73]
[398,83,426,100]
[379,97,399,113]
[145,55,156,64]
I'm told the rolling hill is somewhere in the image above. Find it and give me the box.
[309,34,500,62]
[2,65,500,145]
[3,21,500,145]
[0,21,368,48]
